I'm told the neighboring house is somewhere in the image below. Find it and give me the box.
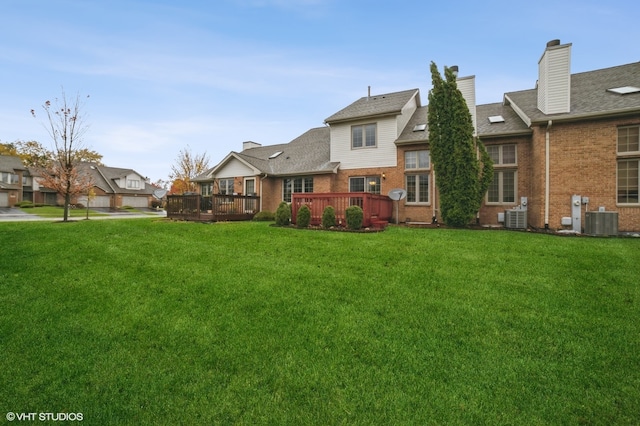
[0,155,25,207]
[75,163,156,209]
[196,40,640,232]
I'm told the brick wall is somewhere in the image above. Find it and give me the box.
[541,117,639,231]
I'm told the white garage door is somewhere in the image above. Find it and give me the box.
[0,192,8,207]
[77,195,111,208]
[122,196,149,208]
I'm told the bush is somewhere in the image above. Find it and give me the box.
[345,205,363,230]
[151,199,163,209]
[321,206,336,228]
[253,210,275,222]
[296,205,311,228]
[275,202,291,226]
[15,201,34,208]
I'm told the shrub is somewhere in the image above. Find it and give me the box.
[15,201,34,208]
[321,206,336,228]
[253,210,275,222]
[296,205,311,228]
[345,205,363,230]
[151,199,163,209]
[275,202,291,226]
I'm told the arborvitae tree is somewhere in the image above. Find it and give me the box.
[428,62,493,227]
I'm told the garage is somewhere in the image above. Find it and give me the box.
[77,195,111,208]
[0,192,8,207]
[122,196,149,208]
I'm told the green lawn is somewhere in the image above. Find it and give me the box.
[1,220,639,425]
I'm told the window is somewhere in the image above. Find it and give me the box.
[405,150,430,169]
[487,144,517,165]
[283,177,313,202]
[126,179,140,189]
[406,175,429,203]
[0,172,18,184]
[405,150,430,203]
[488,171,516,203]
[349,176,380,194]
[486,144,517,204]
[200,182,212,196]
[219,178,234,194]
[617,126,640,204]
[352,123,377,149]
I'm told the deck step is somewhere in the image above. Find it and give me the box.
[370,220,388,230]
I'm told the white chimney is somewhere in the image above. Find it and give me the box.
[454,67,477,136]
[242,141,261,151]
[537,39,572,114]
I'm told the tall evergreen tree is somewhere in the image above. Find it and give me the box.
[428,62,493,227]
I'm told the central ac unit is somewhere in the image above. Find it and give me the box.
[504,210,527,229]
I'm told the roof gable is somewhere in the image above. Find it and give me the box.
[324,89,420,124]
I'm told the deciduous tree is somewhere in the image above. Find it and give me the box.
[169,146,210,194]
[428,62,493,227]
[32,90,94,221]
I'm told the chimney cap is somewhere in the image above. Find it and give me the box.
[546,39,561,47]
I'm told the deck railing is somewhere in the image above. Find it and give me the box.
[291,192,392,227]
[167,194,259,221]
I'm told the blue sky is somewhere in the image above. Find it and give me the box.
[2,0,639,183]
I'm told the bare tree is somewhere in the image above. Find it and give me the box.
[32,89,93,221]
[169,146,210,194]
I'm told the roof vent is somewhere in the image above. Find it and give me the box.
[269,151,283,159]
[413,124,427,132]
[488,115,505,123]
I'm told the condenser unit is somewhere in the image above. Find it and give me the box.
[585,211,618,236]
[504,210,527,229]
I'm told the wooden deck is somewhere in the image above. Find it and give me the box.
[291,192,393,228]
[166,194,259,222]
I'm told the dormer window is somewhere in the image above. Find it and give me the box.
[126,179,140,189]
[352,123,377,149]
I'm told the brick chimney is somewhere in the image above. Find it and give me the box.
[537,39,572,114]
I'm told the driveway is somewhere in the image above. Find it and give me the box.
[0,207,166,222]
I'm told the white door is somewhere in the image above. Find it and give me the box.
[122,196,149,208]
[0,192,8,207]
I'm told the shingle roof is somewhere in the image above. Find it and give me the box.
[325,89,420,124]
[476,103,531,137]
[506,62,640,124]
[0,155,26,172]
[395,106,429,145]
[237,127,338,176]
[78,163,155,195]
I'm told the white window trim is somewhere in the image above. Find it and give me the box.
[351,123,377,150]
[486,169,518,205]
[616,158,640,206]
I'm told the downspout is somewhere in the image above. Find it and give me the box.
[260,173,268,212]
[432,169,437,224]
[544,120,552,229]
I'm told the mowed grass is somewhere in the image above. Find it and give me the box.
[18,205,110,218]
[1,220,639,425]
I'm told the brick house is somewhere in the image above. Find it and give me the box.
[195,40,640,232]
